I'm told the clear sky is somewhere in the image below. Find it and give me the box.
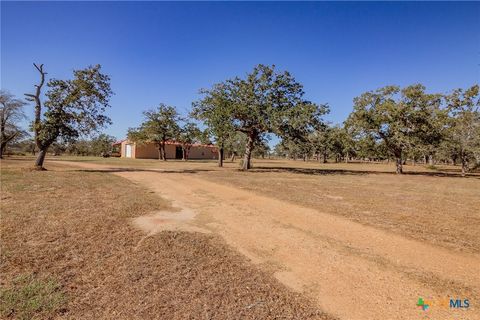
[2,1,479,141]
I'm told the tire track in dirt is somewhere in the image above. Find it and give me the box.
[59,161,480,320]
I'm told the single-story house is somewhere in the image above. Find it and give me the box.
[115,140,218,160]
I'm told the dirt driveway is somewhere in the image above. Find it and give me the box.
[59,161,480,320]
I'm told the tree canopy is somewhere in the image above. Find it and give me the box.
[0,91,27,158]
[177,122,202,161]
[127,104,181,160]
[345,84,444,174]
[444,85,480,175]
[194,64,328,170]
[25,63,113,169]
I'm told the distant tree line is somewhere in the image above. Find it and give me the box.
[5,134,117,158]
[274,84,480,176]
[2,63,479,175]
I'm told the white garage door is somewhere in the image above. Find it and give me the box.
[125,144,132,158]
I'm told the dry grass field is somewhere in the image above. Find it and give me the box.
[1,156,479,319]
[200,161,480,254]
[0,159,328,320]
[50,156,480,253]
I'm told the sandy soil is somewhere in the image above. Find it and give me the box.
[58,161,480,320]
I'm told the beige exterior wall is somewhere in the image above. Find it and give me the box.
[187,145,218,159]
[120,141,217,160]
[134,143,175,159]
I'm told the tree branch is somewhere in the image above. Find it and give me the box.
[25,63,47,149]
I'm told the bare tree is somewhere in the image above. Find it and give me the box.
[0,90,27,158]
[24,63,47,167]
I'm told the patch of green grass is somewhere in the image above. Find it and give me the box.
[0,274,66,320]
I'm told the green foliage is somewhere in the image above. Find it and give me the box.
[127,104,181,160]
[345,84,445,173]
[34,65,113,147]
[224,131,247,157]
[90,134,116,156]
[0,274,66,320]
[128,104,181,144]
[192,83,234,150]
[194,64,328,169]
[25,64,113,168]
[177,122,202,160]
[178,122,201,145]
[444,85,480,174]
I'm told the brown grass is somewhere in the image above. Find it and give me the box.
[7,156,479,253]
[0,160,329,319]
[194,160,480,253]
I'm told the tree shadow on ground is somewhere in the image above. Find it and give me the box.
[250,166,480,179]
[71,168,213,174]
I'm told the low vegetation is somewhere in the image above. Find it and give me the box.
[0,274,66,320]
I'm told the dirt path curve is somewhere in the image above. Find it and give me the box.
[59,161,480,320]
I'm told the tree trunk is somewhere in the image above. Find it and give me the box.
[230,153,236,162]
[159,142,167,161]
[27,63,47,168]
[242,131,256,170]
[218,147,224,167]
[395,157,403,174]
[428,154,434,166]
[461,152,467,177]
[0,142,6,159]
[35,147,48,169]
[323,151,327,163]
[158,147,162,160]
[345,152,349,163]
[182,147,189,161]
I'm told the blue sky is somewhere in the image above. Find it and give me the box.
[2,1,479,141]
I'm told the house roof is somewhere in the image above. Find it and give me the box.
[112,139,126,146]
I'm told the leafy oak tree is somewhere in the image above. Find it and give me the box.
[0,91,27,158]
[127,104,181,160]
[25,64,113,169]
[90,133,117,156]
[192,84,234,167]
[195,64,328,170]
[445,85,480,176]
[177,122,202,161]
[346,84,442,174]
